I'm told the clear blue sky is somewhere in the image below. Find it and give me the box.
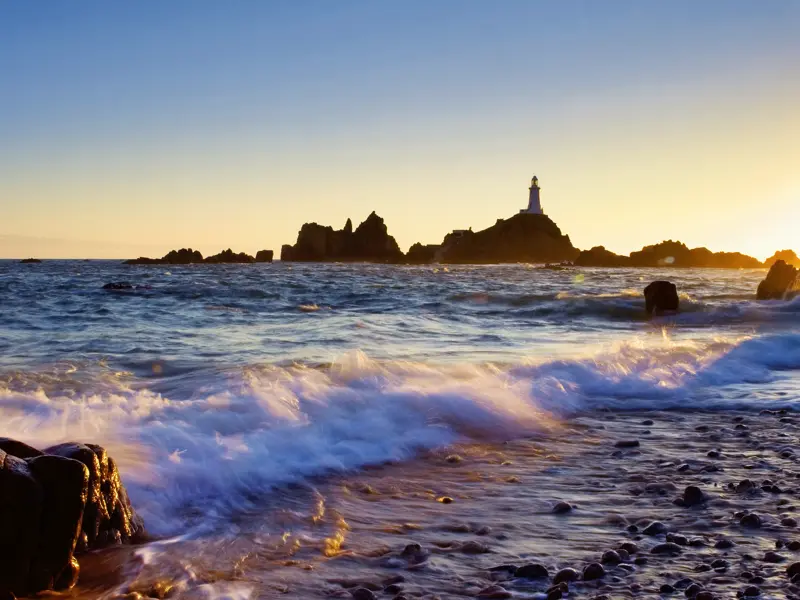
[1,1,798,258]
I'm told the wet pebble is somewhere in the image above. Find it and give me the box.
[553,568,579,584]
[715,539,735,549]
[683,485,706,506]
[583,563,605,581]
[515,563,549,579]
[460,540,489,554]
[476,585,512,599]
[615,440,640,448]
[740,513,762,528]
[684,582,703,597]
[350,589,376,600]
[552,501,573,514]
[601,550,621,565]
[643,521,668,536]
[763,551,785,563]
[660,583,676,593]
[652,543,683,555]
[742,586,761,597]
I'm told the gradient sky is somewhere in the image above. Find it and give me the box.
[1,1,798,259]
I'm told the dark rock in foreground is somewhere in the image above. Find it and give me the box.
[757,260,799,300]
[644,280,679,315]
[281,212,403,263]
[0,439,144,596]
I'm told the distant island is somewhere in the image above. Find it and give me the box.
[125,248,273,265]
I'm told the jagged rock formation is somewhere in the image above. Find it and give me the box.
[281,212,403,262]
[574,246,631,267]
[255,250,274,263]
[0,439,144,596]
[644,281,679,315]
[757,260,800,300]
[765,249,800,268]
[125,248,272,265]
[436,214,579,264]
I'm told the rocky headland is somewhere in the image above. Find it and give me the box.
[281,212,403,263]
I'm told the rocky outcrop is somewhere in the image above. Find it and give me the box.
[437,214,579,264]
[574,246,631,267]
[125,248,272,265]
[0,440,144,596]
[282,212,403,263]
[644,281,679,315]
[255,250,274,263]
[628,241,762,268]
[125,248,204,265]
[765,249,800,268]
[757,260,800,300]
[204,249,254,264]
[405,243,441,264]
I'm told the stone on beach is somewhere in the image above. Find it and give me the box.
[0,440,144,596]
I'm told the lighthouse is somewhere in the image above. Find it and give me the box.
[521,175,544,215]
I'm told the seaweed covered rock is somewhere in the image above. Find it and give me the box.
[0,441,144,596]
[757,260,800,300]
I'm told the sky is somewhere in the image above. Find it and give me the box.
[1,1,798,259]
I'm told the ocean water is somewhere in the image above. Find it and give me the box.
[1,261,799,568]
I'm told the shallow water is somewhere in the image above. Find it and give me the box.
[1,261,799,598]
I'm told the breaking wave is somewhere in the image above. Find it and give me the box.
[1,331,799,536]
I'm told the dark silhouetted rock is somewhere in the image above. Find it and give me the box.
[19,258,42,264]
[765,249,800,268]
[757,260,799,300]
[583,563,605,581]
[405,243,441,264]
[437,214,579,264]
[628,240,761,268]
[683,485,706,507]
[204,249,255,264]
[574,246,630,267]
[282,212,403,263]
[0,450,43,596]
[516,563,549,579]
[644,281,679,315]
[102,282,135,291]
[255,250,273,263]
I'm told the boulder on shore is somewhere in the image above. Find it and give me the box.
[281,212,403,262]
[0,439,145,597]
[644,281,679,315]
[757,260,800,300]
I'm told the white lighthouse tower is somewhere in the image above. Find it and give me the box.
[521,175,544,215]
